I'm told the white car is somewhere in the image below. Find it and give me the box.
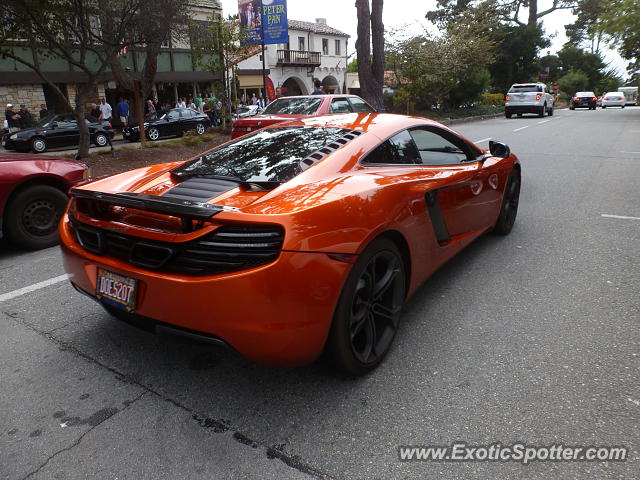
[505,83,554,118]
[601,92,626,108]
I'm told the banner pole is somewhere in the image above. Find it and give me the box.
[260,0,267,100]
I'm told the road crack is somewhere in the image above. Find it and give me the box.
[20,391,147,480]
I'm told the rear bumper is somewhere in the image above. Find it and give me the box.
[505,104,544,114]
[571,101,596,108]
[59,215,351,365]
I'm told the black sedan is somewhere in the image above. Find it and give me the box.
[2,114,114,153]
[122,108,211,142]
[569,91,598,110]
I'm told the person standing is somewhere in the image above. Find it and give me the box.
[5,104,21,133]
[312,80,326,95]
[250,93,257,105]
[145,99,156,117]
[195,94,203,112]
[18,104,34,129]
[117,97,129,126]
[39,104,48,119]
[176,97,186,108]
[89,103,101,120]
[187,98,196,110]
[257,96,266,109]
[99,98,112,122]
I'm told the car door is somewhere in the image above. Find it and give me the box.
[46,115,79,148]
[408,127,503,236]
[162,110,181,136]
[181,109,198,132]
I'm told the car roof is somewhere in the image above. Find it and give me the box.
[272,94,365,100]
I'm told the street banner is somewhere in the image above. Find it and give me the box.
[265,76,276,101]
[238,0,288,45]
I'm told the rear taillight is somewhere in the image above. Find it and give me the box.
[592,97,597,101]
[505,95,510,101]
[574,97,580,101]
[107,123,112,129]
[604,97,609,100]
[536,93,542,100]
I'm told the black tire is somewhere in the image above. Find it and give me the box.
[517,113,522,118]
[548,106,554,116]
[325,237,406,376]
[147,127,160,141]
[94,132,108,147]
[4,185,68,250]
[493,169,521,236]
[570,106,575,110]
[195,123,206,135]
[30,137,47,153]
[505,112,512,119]
[539,105,545,118]
[602,105,606,109]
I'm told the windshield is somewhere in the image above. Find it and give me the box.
[35,114,58,127]
[146,112,165,122]
[262,97,323,115]
[508,85,542,93]
[172,127,349,184]
[576,92,595,97]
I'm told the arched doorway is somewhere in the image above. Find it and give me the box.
[281,77,308,96]
[322,75,340,94]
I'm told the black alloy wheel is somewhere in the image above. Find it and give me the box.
[326,237,406,375]
[493,169,521,235]
[4,185,68,249]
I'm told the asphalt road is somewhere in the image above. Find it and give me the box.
[1,107,639,479]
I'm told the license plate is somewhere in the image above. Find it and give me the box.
[96,268,137,312]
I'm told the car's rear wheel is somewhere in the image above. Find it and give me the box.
[94,132,108,147]
[493,169,521,236]
[4,185,68,250]
[517,113,522,118]
[30,137,47,153]
[505,112,512,119]
[325,237,406,376]
[147,127,160,141]
[539,105,545,118]
[548,106,554,116]
[195,123,205,135]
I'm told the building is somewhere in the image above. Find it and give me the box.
[0,1,222,125]
[236,18,349,100]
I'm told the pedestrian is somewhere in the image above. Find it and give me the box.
[117,97,129,126]
[312,80,326,95]
[99,98,112,122]
[176,97,186,108]
[5,104,21,133]
[145,99,156,117]
[18,104,34,129]
[203,103,216,126]
[89,103,101,120]
[39,103,48,119]
[195,94,203,112]
[257,96,266,109]
[186,98,196,110]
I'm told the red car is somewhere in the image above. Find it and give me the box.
[0,153,90,249]
[231,94,376,139]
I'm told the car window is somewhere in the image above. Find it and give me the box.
[330,98,352,113]
[409,128,469,165]
[509,84,542,93]
[262,97,322,115]
[363,130,420,165]
[348,97,375,113]
[166,110,180,121]
[55,115,77,128]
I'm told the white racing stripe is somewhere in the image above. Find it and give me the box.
[513,126,529,132]
[601,214,640,221]
[474,138,491,144]
[0,274,70,303]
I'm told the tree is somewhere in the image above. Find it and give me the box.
[565,0,607,53]
[355,0,385,109]
[0,0,141,158]
[557,69,590,94]
[107,0,188,144]
[599,0,640,75]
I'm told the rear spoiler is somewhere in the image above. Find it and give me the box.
[69,188,237,221]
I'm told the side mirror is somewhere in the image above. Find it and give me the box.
[50,122,58,129]
[489,140,510,158]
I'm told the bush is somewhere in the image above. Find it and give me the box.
[558,69,590,96]
[479,93,505,106]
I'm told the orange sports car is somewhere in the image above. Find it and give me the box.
[59,113,521,375]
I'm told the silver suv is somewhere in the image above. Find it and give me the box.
[505,83,554,118]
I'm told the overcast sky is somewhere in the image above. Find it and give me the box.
[219,0,627,76]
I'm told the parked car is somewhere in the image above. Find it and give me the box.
[504,83,554,118]
[2,113,114,154]
[0,153,89,249]
[122,108,211,142]
[60,113,521,375]
[233,104,261,120]
[231,94,376,139]
[601,92,626,108]
[569,91,598,110]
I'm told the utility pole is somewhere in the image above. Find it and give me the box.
[260,0,267,98]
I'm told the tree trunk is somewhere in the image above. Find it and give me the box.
[355,0,384,110]
[528,0,538,26]
[73,95,91,159]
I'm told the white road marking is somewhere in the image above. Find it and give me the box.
[601,214,640,221]
[0,274,70,303]
[537,120,550,124]
[513,126,529,132]
[474,137,491,144]
[620,151,640,154]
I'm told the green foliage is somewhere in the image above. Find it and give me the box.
[599,0,640,65]
[347,58,359,73]
[558,70,590,95]
[479,93,505,106]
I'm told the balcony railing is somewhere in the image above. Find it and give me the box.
[277,50,321,67]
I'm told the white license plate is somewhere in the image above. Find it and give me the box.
[96,268,138,312]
